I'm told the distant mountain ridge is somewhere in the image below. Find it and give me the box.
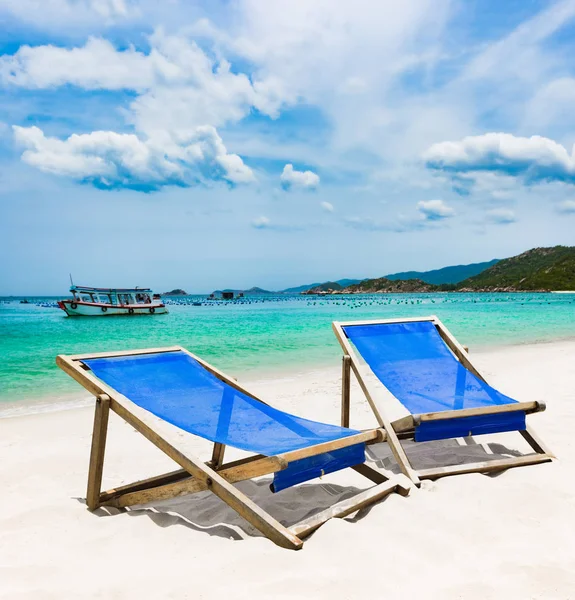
[283,260,498,293]
[339,246,575,293]
[184,247,574,295]
[385,259,500,285]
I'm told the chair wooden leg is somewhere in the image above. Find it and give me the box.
[211,442,226,468]
[520,426,555,458]
[86,394,110,510]
[341,355,351,427]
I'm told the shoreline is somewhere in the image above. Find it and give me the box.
[3,335,575,420]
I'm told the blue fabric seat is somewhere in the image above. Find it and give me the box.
[83,351,365,491]
[342,321,526,442]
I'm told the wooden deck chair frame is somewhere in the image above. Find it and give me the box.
[332,316,554,486]
[57,346,410,550]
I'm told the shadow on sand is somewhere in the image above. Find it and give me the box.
[82,476,392,543]
[77,439,528,544]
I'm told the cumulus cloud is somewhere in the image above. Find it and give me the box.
[557,200,575,214]
[1,31,292,190]
[424,132,575,186]
[345,199,455,233]
[5,1,575,204]
[249,215,303,231]
[13,125,255,191]
[189,0,456,162]
[280,164,320,190]
[320,201,334,212]
[344,215,425,233]
[0,37,155,90]
[0,32,284,129]
[251,216,271,229]
[86,0,130,18]
[0,0,133,25]
[485,208,516,224]
[416,199,455,221]
[344,216,392,231]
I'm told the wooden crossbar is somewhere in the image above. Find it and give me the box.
[393,400,544,431]
[290,479,403,539]
[100,468,191,503]
[276,429,385,463]
[106,454,286,509]
[100,454,278,504]
[68,346,182,361]
[332,316,554,485]
[57,348,409,549]
[417,453,552,479]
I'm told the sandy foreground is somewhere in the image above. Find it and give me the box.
[1,341,575,600]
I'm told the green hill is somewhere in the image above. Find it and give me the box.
[215,287,274,295]
[304,281,344,293]
[282,282,321,293]
[283,278,362,293]
[344,278,436,293]
[385,259,499,285]
[458,246,575,291]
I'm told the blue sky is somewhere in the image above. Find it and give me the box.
[1,0,575,295]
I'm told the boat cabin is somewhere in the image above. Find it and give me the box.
[70,286,154,306]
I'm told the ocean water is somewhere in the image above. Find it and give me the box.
[1,292,575,414]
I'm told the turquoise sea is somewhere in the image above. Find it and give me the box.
[1,293,575,414]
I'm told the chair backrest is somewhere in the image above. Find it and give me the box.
[83,350,359,455]
[342,320,518,415]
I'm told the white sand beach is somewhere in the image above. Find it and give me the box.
[1,340,574,600]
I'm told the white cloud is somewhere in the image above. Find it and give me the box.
[320,201,334,212]
[522,77,575,134]
[424,132,575,185]
[251,216,271,229]
[6,1,575,206]
[13,125,255,190]
[190,0,454,160]
[344,216,391,231]
[0,32,283,130]
[345,198,455,233]
[344,214,431,233]
[0,37,155,90]
[0,0,134,28]
[416,199,455,220]
[485,208,516,224]
[557,200,575,214]
[166,0,575,183]
[1,31,287,189]
[88,0,129,18]
[280,164,319,190]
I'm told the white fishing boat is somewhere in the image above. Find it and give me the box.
[58,285,168,317]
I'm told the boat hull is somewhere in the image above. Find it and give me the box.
[58,300,168,316]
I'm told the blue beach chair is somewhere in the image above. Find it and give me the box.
[333,316,554,485]
[57,346,409,549]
